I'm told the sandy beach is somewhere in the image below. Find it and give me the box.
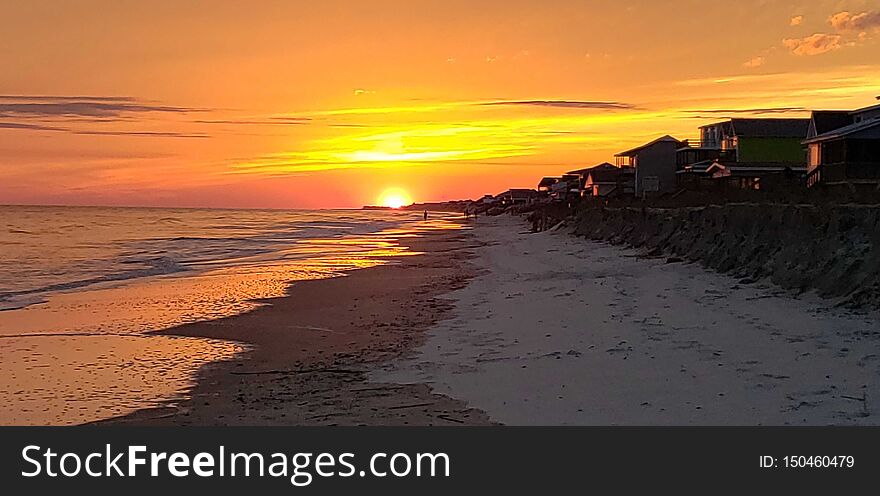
[374,215,880,425]
[101,225,492,426]
[94,213,880,426]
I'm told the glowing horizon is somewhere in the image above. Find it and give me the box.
[2,1,880,209]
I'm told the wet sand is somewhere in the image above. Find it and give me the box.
[100,227,492,425]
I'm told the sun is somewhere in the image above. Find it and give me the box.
[377,188,413,209]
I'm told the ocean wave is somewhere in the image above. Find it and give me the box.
[0,206,427,311]
[0,255,189,308]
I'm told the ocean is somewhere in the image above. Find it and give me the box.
[0,205,460,425]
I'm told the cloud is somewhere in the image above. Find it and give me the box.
[777,10,879,58]
[478,100,635,110]
[782,33,842,55]
[194,117,311,125]
[0,95,212,139]
[743,56,766,68]
[73,130,209,138]
[0,95,137,102]
[685,107,808,116]
[829,11,880,31]
[0,102,196,119]
[0,120,207,138]
[0,95,204,119]
[0,121,64,131]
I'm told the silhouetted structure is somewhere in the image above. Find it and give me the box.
[698,118,809,161]
[566,163,615,191]
[615,135,683,195]
[677,118,809,190]
[497,189,541,206]
[546,174,580,202]
[705,160,806,191]
[580,164,635,198]
[537,177,559,192]
[805,103,880,191]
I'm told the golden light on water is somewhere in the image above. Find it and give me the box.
[377,188,413,209]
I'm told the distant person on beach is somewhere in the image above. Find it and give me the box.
[423,210,428,221]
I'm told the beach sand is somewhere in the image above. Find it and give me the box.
[101,227,492,425]
[104,214,880,426]
[373,215,880,425]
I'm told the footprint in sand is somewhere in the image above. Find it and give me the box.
[857,354,879,367]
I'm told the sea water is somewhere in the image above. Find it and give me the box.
[0,205,460,424]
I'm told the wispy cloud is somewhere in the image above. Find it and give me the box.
[685,107,807,114]
[0,99,201,119]
[0,95,211,139]
[73,130,209,138]
[478,100,635,110]
[0,121,64,131]
[194,117,311,125]
[0,122,210,138]
[683,107,808,118]
[0,95,138,102]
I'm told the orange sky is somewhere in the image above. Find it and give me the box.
[1,0,879,208]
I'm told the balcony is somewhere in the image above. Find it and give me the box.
[806,162,880,188]
[615,156,635,167]
[676,147,735,167]
[678,139,722,149]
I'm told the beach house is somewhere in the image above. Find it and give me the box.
[614,136,683,195]
[675,139,735,188]
[583,166,635,198]
[566,163,616,192]
[804,102,880,191]
[498,189,541,206]
[545,174,581,202]
[677,118,810,190]
[565,162,635,198]
[537,177,560,193]
[704,160,806,191]
[697,118,809,162]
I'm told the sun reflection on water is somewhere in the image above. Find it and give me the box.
[0,211,464,425]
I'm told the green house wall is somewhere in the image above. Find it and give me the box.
[737,137,806,162]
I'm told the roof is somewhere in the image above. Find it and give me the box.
[508,188,539,198]
[803,117,880,144]
[707,160,807,175]
[730,118,809,138]
[615,135,682,157]
[853,102,880,115]
[810,111,853,136]
[675,159,716,174]
[537,177,559,188]
[566,162,615,175]
[586,168,634,183]
[711,160,806,168]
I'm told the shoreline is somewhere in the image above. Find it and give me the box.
[98,224,492,426]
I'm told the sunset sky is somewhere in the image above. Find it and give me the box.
[2,0,879,208]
